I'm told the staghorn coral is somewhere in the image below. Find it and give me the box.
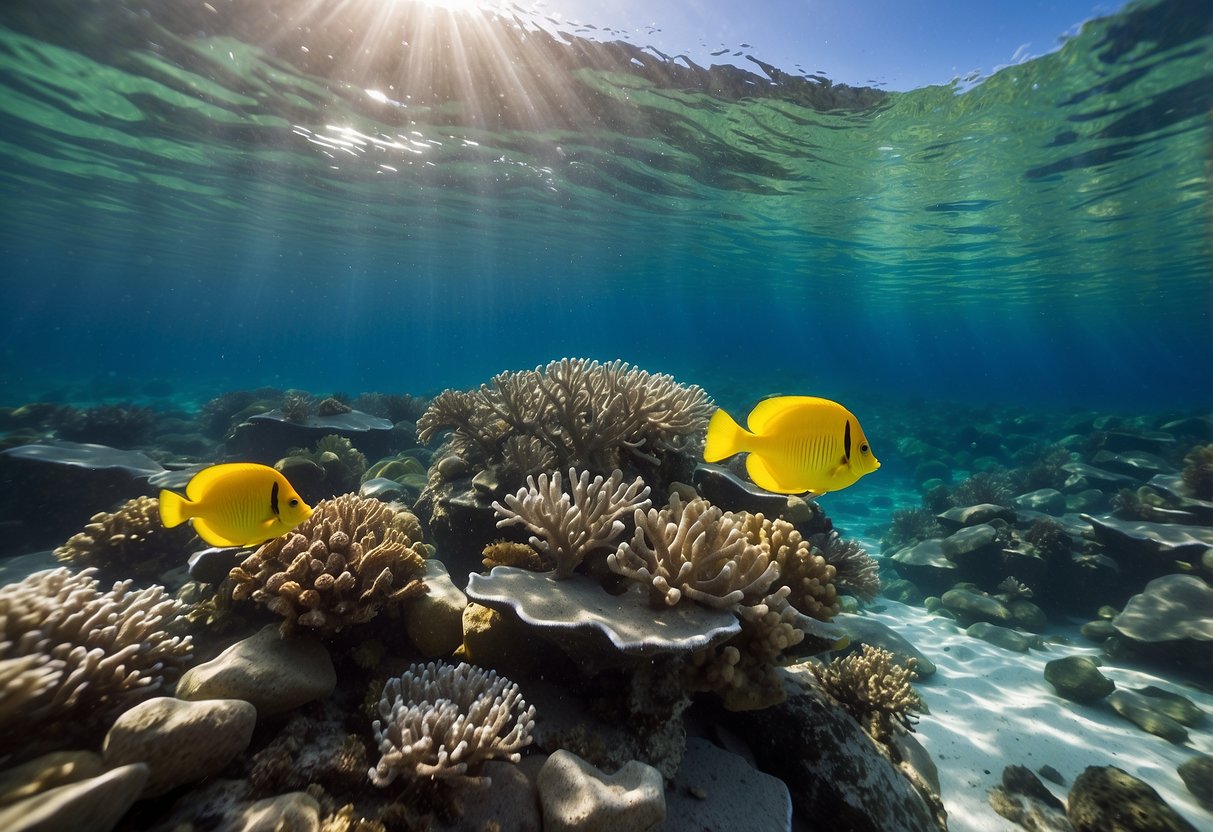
[811,530,881,602]
[54,495,198,580]
[739,514,839,621]
[0,567,192,751]
[493,468,651,578]
[1181,443,1213,501]
[813,644,923,744]
[482,540,548,572]
[369,661,535,789]
[609,494,780,609]
[417,358,715,473]
[230,494,428,636]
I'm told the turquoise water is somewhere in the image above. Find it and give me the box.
[0,0,1209,410]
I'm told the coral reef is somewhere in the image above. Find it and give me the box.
[493,468,651,578]
[229,495,428,636]
[949,470,1015,508]
[811,530,881,602]
[610,494,780,609]
[282,390,316,423]
[883,507,943,551]
[352,392,430,424]
[284,434,369,496]
[0,568,192,753]
[369,661,535,788]
[739,514,839,621]
[56,404,156,448]
[812,644,923,744]
[417,358,714,473]
[481,540,548,572]
[53,495,198,580]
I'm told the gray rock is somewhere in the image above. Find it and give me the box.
[176,624,336,716]
[941,588,1013,625]
[1083,515,1213,563]
[833,613,936,677]
[443,759,541,832]
[1008,600,1048,633]
[966,621,1035,652]
[187,547,246,584]
[228,791,320,832]
[1067,766,1198,832]
[1043,656,1114,703]
[538,750,665,832]
[882,578,926,606]
[692,463,821,523]
[937,504,1015,529]
[1177,755,1213,807]
[359,476,404,501]
[1096,431,1177,455]
[988,764,1071,832]
[1065,490,1108,513]
[890,540,956,596]
[1091,450,1175,480]
[1146,475,1213,524]
[656,738,790,832]
[0,441,165,477]
[1061,462,1138,492]
[1012,489,1067,516]
[941,524,1000,559]
[1107,689,1189,743]
[0,763,148,832]
[1079,620,1118,642]
[1112,574,1213,643]
[0,751,104,806]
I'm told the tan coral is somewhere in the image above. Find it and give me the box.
[493,468,651,578]
[54,496,197,579]
[230,495,428,636]
[609,494,779,609]
[369,661,536,789]
[0,567,192,749]
[482,540,548,572]
[812,644,923,744]
[740,514,839,621]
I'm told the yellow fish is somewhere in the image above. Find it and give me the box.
[159,463,313,548]
[704,396,880,495]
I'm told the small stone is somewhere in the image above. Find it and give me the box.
[102,697,257,798]
[966,622,1035,652]
[1177,755,1213,807]
[228,791,320,832]
[1067,765,1198,832]
[1107,690,1189,743]
[0,763,148,832]
[1038,765,1065,786]
[1043,656,1114,704]
[937,504,1015,528]
[0,751,104,806]
[176,624,336,716]
[782,495,814,524]
[537,749,665,832]
[1080,620,1118,641]
[941,588,1013,625]
[403,559,468,658]
[435,453,471,481]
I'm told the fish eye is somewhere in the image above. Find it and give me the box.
[289,498,299,507]
[860,444,869,453]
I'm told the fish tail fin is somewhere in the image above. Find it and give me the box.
[157,489,192,528]
[704,408,751,463]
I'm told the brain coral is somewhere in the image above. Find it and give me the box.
[369,661,535,788]
[417,358,714,474]
[230,494,428,636]
[0,567,192,752]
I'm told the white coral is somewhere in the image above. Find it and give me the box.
[493,468,651,578]
[369,661,536,788]
[609,494,781,609]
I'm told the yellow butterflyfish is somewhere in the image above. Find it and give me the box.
[704,396,880,495]
[159,462,313,548]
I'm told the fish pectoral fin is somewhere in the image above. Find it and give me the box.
[830,457,849,477]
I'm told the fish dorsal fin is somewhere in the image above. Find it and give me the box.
[184,462,271,502]
[747,395,831,434]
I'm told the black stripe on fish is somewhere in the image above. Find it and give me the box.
[843,420,852,462]
[270,481,280,517]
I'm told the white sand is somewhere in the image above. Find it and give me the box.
[861,600,1213,832]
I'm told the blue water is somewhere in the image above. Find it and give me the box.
[0,0,1209,413]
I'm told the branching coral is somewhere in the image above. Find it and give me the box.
[369,661,535,789]
[230,495,428,636]
[417,359,715,473]
[492,468,651,578]
[0,567,192,750]
[609,494,780,609]
[54,495,198,580]
[738,514,838,620]
[810,530,881,602]
[812,644,923,744]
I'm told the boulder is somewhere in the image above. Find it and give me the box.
[937,504,1014,530]
[833,613,936,677]
[1177,755,1213,808]
[656,738,790,831]
[1067,765,1198,832]
[403,559,468,658]
[0,751,104,806]
[1043,656,1114,704]
[966,622,1036,652]
[0,763,148,832]
[1011,489,1066,516]
[537,750,665,832]
[1106,690,1189,743]
[890,540,956,596]
[940,588,1012,626]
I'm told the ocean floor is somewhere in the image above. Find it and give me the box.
[861,598,1213,832]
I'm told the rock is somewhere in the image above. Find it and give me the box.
[940,588,1013,625]
[1106,690,1189,743]
[966,621,1035,652]
[1038,765,1066,786]
[187,547,246,585]
[882,578,926,605]
[937,504,1014,529]
[1176,755,1213,807]
[0,763,148,832]
[1080,620,1118,642]
[359,476,405,501]
[1012,489,1067,515]
[403,559,468,658]
[101,697,256,798]
[1061,462,1139,492]
[537,749,665,832]
[1095,431,1177,455]
[1008,600,1048,632]
[1083,516,1213,566]
[833,613,936,677]
[444,759,542,832]
[176,624,336,716]
[656,738,791,832]
[0,751,104,806]
[1111,575,1213,663]
[724,668,946,832]
[228,409,394,464]
[1067,765,1198,832]
[941,523,999,557]
[0,441,165,477]
[692,464,826,526]
[1091,450,1175,480]
[227,791,320,832]
[1131,686,1205,726]
[1065,489,1108,513]
[988,765,1071,832]
[459,601,542,676]
[1043,656,1114,704]
[890,540,956,595]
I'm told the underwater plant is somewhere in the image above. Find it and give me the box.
[811,530,881,602]
[883,507,944,551]
[369,661,535,788]
[281,390,315,423]
[812,644,923,745]
[949,470,1015,507]
[230,494,428,636]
